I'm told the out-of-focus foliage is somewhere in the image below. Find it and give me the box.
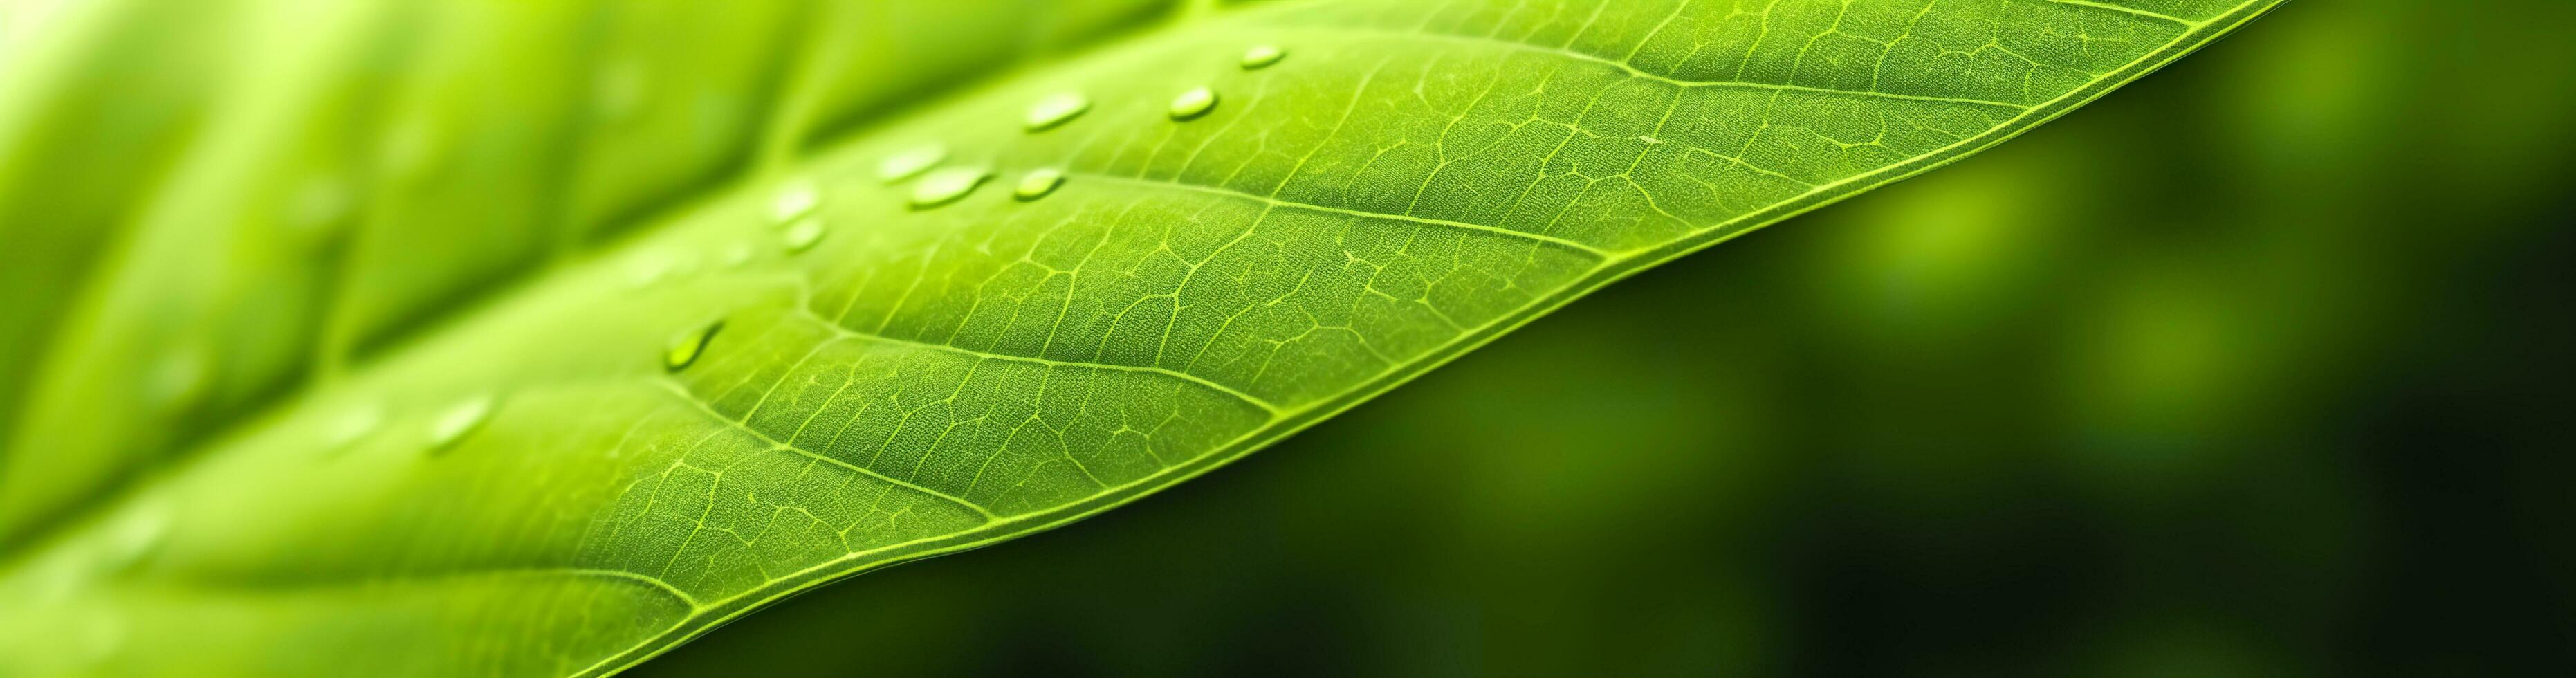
[644,1,2576,676]
[0,0,1180,553]
[0,0,2299,676]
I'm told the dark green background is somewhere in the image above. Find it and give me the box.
[625,1,2576,675]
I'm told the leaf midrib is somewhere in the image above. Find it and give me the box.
[1330,27,2043,109]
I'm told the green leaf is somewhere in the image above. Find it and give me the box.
[0,0,1179,549]
[0,0,2283,675]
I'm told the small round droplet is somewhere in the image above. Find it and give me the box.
[664,321,724,372]
[1014,168,1065,201]
[322,403,385,452]
[771,179,820,223]
[781,217,827,252]
[1168,86,1218,120]
[425,394,495,454]
[1240,44,1285,69]
[625,255,671,290]
[876,143,948,183]
[1023,92,1091,132]
[909,167,992,209]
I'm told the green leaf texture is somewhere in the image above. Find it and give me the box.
[0,0,2282,675]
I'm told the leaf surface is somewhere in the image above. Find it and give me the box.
[0,0,2283,675]
[0,0,1178,549]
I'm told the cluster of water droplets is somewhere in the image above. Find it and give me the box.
[287,388,511,461]
[771,178,829,253]
[633,44,1296,387]
[856,43,1288,213]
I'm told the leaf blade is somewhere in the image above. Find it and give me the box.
[0,1,2285,675]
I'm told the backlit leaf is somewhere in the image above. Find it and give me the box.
[0,0,2284,675]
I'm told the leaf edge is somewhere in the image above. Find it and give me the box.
[571,1,2294,674]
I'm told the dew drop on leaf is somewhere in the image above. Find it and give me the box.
[1014,167,1065,201]
[1023,92,1091,132]
[1168,86,1217,120]
[770,178,820,223]
[1240,44,1285,69]
[663,321,723,372]
[425,394,495,454]
[624,253,671,290]
[875,143,948,183]
[780,217,827,252]
[909,167,992,208]
[322,402,385,452]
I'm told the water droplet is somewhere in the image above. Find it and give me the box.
[425,394,495,453]
[909,167,992,208]
[322,403,385,452]
[1024,92,1091,131]
[664,321,724,372]
[876,143,948,183]
[1168,86,1218,120]
[781,217,827,252]
[1014,168,1065,201]
[625,254,671,290]
[1240,44,1285,69]
[771,179,820,223]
